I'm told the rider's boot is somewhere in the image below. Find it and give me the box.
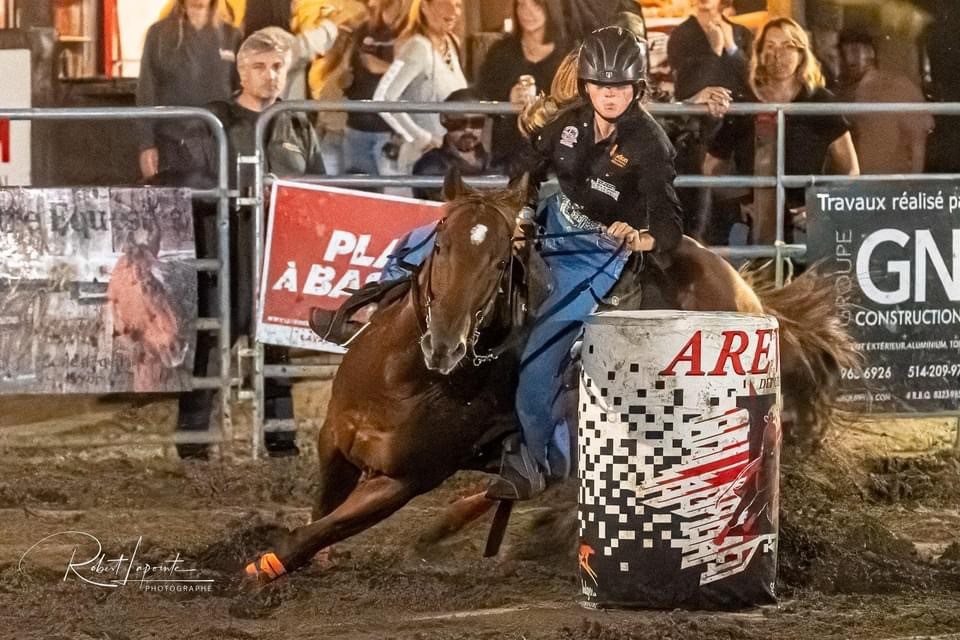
[308,305,376,345]
[309,277,411,345]
[485,433,545,501]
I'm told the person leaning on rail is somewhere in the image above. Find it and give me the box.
[175,27,326,459]
[702,17,859,246]
[136,0,243,184]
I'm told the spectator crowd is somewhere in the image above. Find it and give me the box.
[138,0,934,245]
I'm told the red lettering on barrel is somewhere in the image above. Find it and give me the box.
[749,328,775,374]
[708,330,749,375]
[659,330,705,376]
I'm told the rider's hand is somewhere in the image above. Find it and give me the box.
[608,222,655,253]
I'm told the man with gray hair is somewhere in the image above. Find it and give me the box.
[209,26,325,180]
[178,26,324,458]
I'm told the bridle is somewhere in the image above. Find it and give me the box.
[410,205,522,368]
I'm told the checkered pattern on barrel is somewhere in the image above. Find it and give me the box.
[577,341,747,572]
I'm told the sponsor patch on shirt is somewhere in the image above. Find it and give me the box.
[611,153,629,168]
[219,49,236,62]
[590,178,621,201]
[560,125,579,148]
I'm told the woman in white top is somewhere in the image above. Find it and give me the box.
[373,0,467,172]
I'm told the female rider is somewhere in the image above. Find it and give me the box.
[488,25,684,500]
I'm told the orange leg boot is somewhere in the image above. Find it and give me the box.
[244,552,287,583]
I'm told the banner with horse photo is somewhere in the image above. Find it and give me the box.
[257,180,444,352]
[0,188,197,394]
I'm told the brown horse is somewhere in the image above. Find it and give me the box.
[244,172,858,582]
[244,171,533,581]
[107,227,187,392]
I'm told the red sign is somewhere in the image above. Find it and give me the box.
[257,181,444,351]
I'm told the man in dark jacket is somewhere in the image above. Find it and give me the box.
[412,89,496,201]
[208,26,325,185]
[178,26,324,458]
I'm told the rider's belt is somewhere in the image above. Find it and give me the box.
[558,192,604,233]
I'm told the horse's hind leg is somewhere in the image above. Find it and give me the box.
[245,475,420,582]
[312,423,361,522]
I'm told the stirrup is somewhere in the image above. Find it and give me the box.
[485,437,545,501]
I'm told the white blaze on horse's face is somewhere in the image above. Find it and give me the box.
[469,224,488,246]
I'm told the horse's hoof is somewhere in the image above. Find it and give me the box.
[243,552,287,583]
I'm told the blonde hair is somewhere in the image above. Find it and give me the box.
[519,49,581,136]
[400,0,430,40]
[751,17,825,94]
[400,0,459,41]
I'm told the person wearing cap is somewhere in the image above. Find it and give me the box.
[411,88,498,201]
[483,26,684,500]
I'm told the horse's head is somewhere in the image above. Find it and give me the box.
[109,228,188,370]
[418,170,527,374]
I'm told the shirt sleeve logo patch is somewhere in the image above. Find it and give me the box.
[611,153,629,168]
[560,126,579,148]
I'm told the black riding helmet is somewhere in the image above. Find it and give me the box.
[578,26,649,100]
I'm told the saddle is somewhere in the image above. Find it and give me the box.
[308,277,412,345]
[598,250,677,312]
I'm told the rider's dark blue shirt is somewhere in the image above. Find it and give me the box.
[523,101,684,254]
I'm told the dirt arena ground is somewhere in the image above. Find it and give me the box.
[1,393,959,640]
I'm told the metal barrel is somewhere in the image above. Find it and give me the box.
[578,310,781,609]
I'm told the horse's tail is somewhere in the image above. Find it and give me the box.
[745,267,862,450]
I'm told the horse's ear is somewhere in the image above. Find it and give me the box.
[442,167,469,202]
[506,172,530,209]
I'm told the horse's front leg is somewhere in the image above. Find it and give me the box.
[245,474,421,582]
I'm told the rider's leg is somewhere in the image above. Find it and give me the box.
[487,195,628,500]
